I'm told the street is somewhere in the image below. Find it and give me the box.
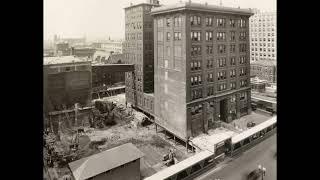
[195,134,277,180]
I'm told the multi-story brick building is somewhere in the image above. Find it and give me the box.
[54,42,70,56]
[249,11,276,62]
[250,59,276,83]
[70,47,96,58]
[151,2,253,139]
[123,0,160,116]
[43,56,92,114]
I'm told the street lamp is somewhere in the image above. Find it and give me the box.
[258,164,266,180]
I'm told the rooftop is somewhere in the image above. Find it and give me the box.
[124,2,160,10]
[43,56,90,65]
[151,1,253,15]
[68,143,144,180]
[251,92,277,104]
[232,116,277,143]
[190,128,236,153]
[251,60,276,66]
[144,150,213,180]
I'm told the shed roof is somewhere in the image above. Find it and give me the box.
[69,143,144,180]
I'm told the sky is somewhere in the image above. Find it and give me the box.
[44,0,276,41]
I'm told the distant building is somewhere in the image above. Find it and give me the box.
[151,2,253,139]
[250,77,267,93]
[93,50,111,64]
[54,42,70,56]
[108,53,125,64]
[249,11,276,62]
[250,60,276,83]
[43,56,92,113]
[54,34,86,47]
[100,40,123,53]
[70,47,96,58]
[123,1,161,116]
[68,143,144,180]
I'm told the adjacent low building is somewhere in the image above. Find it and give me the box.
[43,56,92,114]
[250,60,276,83]
[250,77,267,93]
[68,143,144,180]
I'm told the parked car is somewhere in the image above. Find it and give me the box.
[247,122,256,128]
[247,169,261,180]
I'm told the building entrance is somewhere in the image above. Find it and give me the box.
[219,99,228,122]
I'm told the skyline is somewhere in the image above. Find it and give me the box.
[44,0,276,41]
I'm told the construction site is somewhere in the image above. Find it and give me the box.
[43,94,193,180]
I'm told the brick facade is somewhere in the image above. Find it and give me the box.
[152,2,253,139]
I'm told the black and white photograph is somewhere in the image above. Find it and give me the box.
[43,0,277,179]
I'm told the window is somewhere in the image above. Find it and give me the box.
[239,67,246,76]
[157,32,163,41]
[230,19,236,27]
[174,16,182,26]
[239,44,247,53]
[174,45,182,57]
[205,31,213,41]
[191,31,201,41]
[164,60,168,68]
[166,46,170,57]
[239,19,246,28]
[207,86,214,96]
[217,32,226,41]
[167,32,171,40]
[230,44,236,53]
[230,82,236,90]
[191,61,201,71]
[206,46,213,54]
[191,46,201,56]
[207,59,214,68]
[230,69,236,78]
[218,83,227,91]
[166,18,171,27]
[174,32,181,40]
[191,89,203,100]
[191,75,202,86]
[230,94,236,102]
[240,80,247,87]
[157,46,163,58]
[190,104,203,115]
[217,18,226,27]
[164,84,168,93]
[218,45,226,54]
[230,57,236,65]
[217,58,226,67]
[239,32,246,40]
[207,73,214,82]
[239,56,246,64]
[230,31,235,41]
[190,15,201,25]
[206,17,213,26]
[217,71,227,80]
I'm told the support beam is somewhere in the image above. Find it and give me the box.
[186,140,188,152]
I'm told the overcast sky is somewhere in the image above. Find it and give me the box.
[44,0,276,41]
